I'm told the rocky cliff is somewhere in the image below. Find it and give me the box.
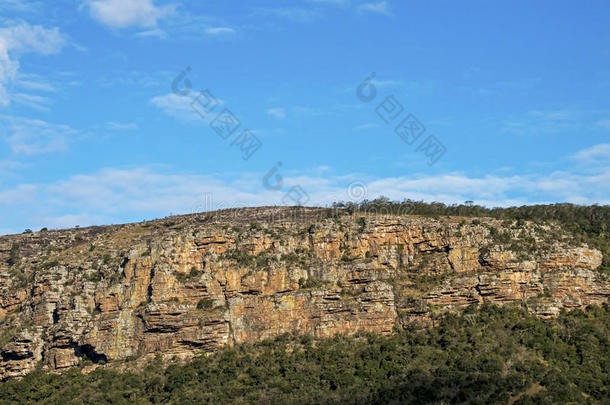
[0,207,607,380]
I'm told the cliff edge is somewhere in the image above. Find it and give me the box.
[0,207,607,379]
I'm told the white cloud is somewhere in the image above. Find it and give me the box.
[106,121,138,131]
[150,93,195,120]
[85,0,175,29]
[0,159,26,187]
[291,105,333,117]
[266,107,286,119]
[0,0,40,12]
[205,27,235,35]
[1,161,609,235]
[150,92,224,122]
[263,105,332,120]
[135,28,167,38]
[353,123,381,131]
[12,92,51,110]
[15,73,56,92]
[358,1,390,15]
[371,78,403,88]
[0,56,18,105]
[0,183,37,205]
[254,8,321,23]
[45,168,260,212]
[0,159,25,171]
[159,12,222,39]
[572,143,610,163]
[0,115,76,155]
[529,110,573,121]
[0,23,66,54]
[0,21,66,106]
[501,109,582,136]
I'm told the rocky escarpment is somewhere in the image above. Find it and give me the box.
[0,207,608,380]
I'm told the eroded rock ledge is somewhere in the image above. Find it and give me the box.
[0,207,607,379]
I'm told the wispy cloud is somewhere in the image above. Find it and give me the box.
[353,123,381,131]
[358,1,390,15]
[106,121,138,131]
[0,0,41,13]
[84,0,176,29]
[0,21,67,106]
[254,8,321,23]
[135,28,167,38]
[0,22,67,54]
[14,73,56,92]
[2,144,610,234]
[501,109,582,136]
[572,143,610,163]
[150,93,197,121]
[0,159,26,179]
[371,78,403,88]
[0,115,76,155]
[205,27,235,35]
[12,93,52,111]
[150,92,224,122]
[0,184,37,206]
[290,105,335,117]
[160,12,226,39]
[529,110,573,121]
[84,2,234,39]
[266,107,286,119]
[96,69,171,88]
[264,105,335,120]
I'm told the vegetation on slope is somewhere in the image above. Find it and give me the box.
[0,303,607,405]
[335,199,610,275]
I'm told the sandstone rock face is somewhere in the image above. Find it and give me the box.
[0,207,607,379]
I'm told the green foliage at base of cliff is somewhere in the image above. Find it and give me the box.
[0,303,607,405]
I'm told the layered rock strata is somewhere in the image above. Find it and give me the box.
[0,207,607,379]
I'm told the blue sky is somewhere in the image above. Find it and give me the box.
[1,0,609,234]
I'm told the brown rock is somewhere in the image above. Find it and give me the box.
[0,207,607,379]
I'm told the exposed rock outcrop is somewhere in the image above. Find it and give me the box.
[0,207,607,379]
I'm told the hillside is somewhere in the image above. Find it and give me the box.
[0,304,607,404]
[0,206,608,381]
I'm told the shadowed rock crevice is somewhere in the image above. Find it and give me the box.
[75,344,107,364]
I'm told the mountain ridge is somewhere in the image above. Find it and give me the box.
[0,206,608,380]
